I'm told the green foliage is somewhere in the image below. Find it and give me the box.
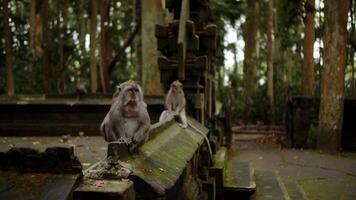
[209,0,243,25]
[276,0,304,49]
[0,0,136,94]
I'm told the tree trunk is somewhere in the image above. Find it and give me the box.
[267,0,274,121]
[90,0,98,93]
[318,0,349,153]
[350,0,355,97]
[243,0,259,103]
[30,0,36,54]
[79,0,86,55]
[303,0,315,96]
[41,0,51,93]
[56,0,65,93]
[99,0,111,93]
[3,0,15,96]
[141,0,165,95]
[134,0,142,83]
[30,0,36,89]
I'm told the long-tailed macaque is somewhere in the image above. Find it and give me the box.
[100,80,151,151]
[159,80,213,158]
[76,79,88,99]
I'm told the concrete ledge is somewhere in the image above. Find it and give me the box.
[0,146,82,173]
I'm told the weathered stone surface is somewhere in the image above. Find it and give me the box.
[0,171,81,200]
[0,146,82,173]
[117,117,208,197]
[74,179,135,200]
[107,142,130,161]
[0,96,164,136]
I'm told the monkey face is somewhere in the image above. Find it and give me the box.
[170,80,183,93]
[123,86,140,105]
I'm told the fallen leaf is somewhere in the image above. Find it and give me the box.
[39,140,50,144]
[76,144,85,147]
[83,163,91,167]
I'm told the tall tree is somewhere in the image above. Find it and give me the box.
[30,0,38,53]
[267,0,274,119]
[57,0,65,93]
[318,0,349,153]
[141,0,165,95]
[3,0,15,96]
[350,0,355,96]
[30,0,36,88]
[90,0,98,93]
[243,0,259,103]
[99,0,111,92]
[302,0,315,96]
[79,0,86,55]
[134,0,142,83]
[41,0,51,93]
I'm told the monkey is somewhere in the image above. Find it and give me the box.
[76,79,88,100]
[100,80,151,152]
[159,80,213,159]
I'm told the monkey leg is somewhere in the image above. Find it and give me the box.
[159,110,174,122]
[179,110,188,128]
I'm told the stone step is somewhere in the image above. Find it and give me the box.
[208,147,228,199]
[223,159,256,199]
[251,170,290,200]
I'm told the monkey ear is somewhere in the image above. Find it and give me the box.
[113,85,121,98]
[117,85,122,92]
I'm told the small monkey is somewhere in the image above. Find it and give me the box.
[76,79,88,99]
[100,80,151,151]
[159,80,213,159]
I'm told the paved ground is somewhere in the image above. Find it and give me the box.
[232,134,356,200]
[1,135,356,199]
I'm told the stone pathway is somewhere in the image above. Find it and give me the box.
[232,140,356,200]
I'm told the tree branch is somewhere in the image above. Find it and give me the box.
[108,22,141,73]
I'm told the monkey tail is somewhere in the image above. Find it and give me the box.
[187,122,213,161]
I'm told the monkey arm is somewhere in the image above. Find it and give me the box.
[100,101,123,142]
[176,96,186,115]
[130,105,151,151]
[100,117,118,142]
[166,100,173,114]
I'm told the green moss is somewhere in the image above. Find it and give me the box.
[118,120,206,195]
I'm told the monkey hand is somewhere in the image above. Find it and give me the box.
[128,139,138,152]
[118,137,132,145]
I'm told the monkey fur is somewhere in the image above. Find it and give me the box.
[100,80,151,152]
[159,80,213,159]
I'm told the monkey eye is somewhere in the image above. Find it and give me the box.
[129,88,139,92]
